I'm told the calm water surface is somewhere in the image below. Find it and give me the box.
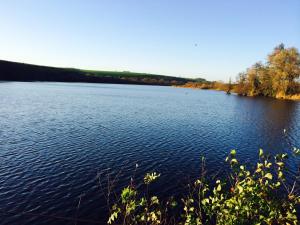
[0,82,299,224]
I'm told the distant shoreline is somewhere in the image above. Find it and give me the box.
[175,83,300,101]
[0,59,204,87]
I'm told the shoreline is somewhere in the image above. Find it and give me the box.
[174,85,300,101]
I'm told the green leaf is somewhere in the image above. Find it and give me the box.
[201,198,209,205]
[264,173,273,180]
[151,196,159,205]
[144,172,161,184]
[230,149,236,156]
[237,185,243,193]
[108,210,120,224]
[170,200,177,208]
[231,158,238,164]
[121,187,136,203]
[276,162,284,167]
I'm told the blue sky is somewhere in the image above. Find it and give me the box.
[0,0,299,81]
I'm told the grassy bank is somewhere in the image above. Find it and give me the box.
[176,82,300,101]
[176,81,230,92]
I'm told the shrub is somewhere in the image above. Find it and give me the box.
[108,148,300,225]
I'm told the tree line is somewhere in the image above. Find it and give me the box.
[234,44,300,98]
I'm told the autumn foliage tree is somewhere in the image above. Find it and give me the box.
[234,44,300,98]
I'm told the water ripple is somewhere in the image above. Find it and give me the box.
[0,82,299,224]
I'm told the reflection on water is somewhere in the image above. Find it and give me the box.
[0,82,299,224]
[233,96,298,153]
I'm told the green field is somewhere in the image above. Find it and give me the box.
[0,60,206,86]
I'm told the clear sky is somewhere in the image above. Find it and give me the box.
[0,0,299,81]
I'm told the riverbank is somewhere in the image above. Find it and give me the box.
[175,82,300,101]
[275,93,300,101]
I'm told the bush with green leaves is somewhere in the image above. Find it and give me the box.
[107,148,300,225]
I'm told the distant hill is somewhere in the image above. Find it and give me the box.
[194,77,208,83]
[0,60,204,86]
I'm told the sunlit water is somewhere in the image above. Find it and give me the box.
[0,82,299,224]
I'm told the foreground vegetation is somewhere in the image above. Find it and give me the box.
[108,149,300,224]
[180,44,300,100]
[0,60,197,86]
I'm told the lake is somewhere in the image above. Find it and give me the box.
[0,82,299,224]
